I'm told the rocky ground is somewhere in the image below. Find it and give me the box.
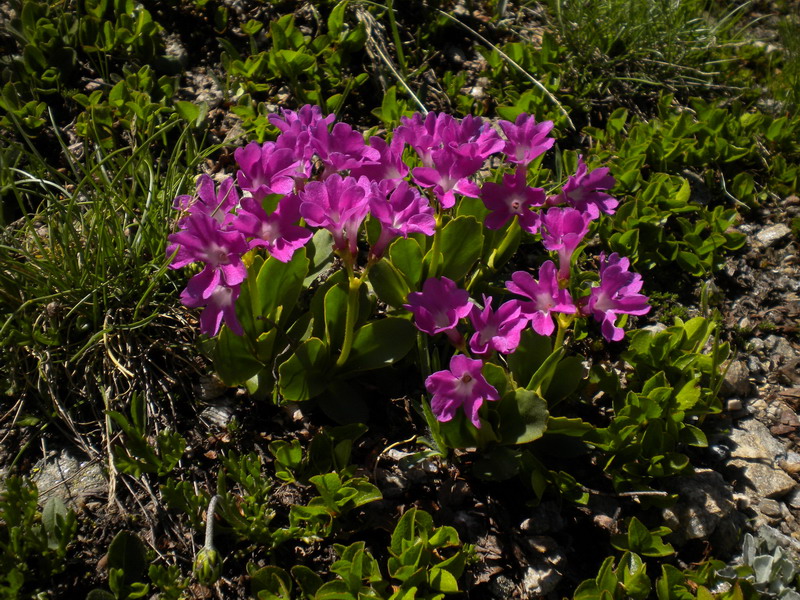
[3,1,800,598]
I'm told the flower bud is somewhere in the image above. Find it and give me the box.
[194,546,222,585]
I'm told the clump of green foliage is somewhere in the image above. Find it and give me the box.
[0,477,77,597]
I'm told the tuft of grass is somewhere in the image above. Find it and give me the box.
[0,113,220,456]
[541,0,753,99]
[775,14,800,110]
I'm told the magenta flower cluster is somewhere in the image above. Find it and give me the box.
[167,105,650,429]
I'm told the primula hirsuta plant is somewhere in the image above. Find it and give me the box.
[167,105,650,445]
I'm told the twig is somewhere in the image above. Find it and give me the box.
[433,8,575,130]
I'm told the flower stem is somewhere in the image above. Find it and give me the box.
[204,494,221,549]
[427,209,444,278]
[335,268,363,368]
[554,313,574,349]
[467,216,519,292]
[487,215,519,271]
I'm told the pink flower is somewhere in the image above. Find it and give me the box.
[541,207,593,282]
[404,277,472,336]
[300,174,371,255]
[232,194,312,262]
[311,122,381,177]
[498,113,555,165]
[505,261,576,336]
[551,156,618,219]
[584,253,650,342]
[349,136,409,185]
[268,104,335,132]
[396,112,502,166]
[369,181,436,258]
[234,142,301,200]
[425,355,499,428]
[440,114,504,160]
[412,146,483,209]
[181,282,243,337]
[167,213,249,298]
[173,175,239,228]
[480,166,545,233]
[468,296,528,355]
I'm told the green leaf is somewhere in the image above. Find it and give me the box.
[41,495,68,541]
[389,237,423,289]
[174,100,201,124]
[427,568,459,592]
[107,531,148,582]
[546,416,594,437]
[327,0,348,38]
[340,317,415,373]
[278,337,330,401]
[273,49,316,78]
[291,565,324,598]
[472,446,521,481]
[213,325,264,386]
[526,346,565,394]
[435,216,483,281]
[250,564,293,599]
[368,258,410,307]
[496,388,549,445]
[507,329,552,387]
[324,281,349,351]
[256,250,309,330]
[679,424,707,447]
[544,356,586,403]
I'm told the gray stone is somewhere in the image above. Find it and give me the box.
[31,450,106,510]
[488,574,517,599]
[520,502,564,535]
[756,224,791,247]
[727,419,797,499]
[766,335,798,360]
[662,469,738,548]
[726,398,744,412]
[758,498,784,518]
[721,360,751,398]
[375,468,408,499]
[521,563,561,598]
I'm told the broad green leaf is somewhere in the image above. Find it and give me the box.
[256,251,309,329]
[250,565,293,599]
[472,446,521,481]
[278,337,330,401]
[544,356,586,403]
[496,388,548,445]
[328,0,348,38]
[427,568,459,592]
[435,216,482,281]
[368,258,410,307]
[340,317,415,373]
[324,282,349,351]
[214,325,264,386]
[291,565,324,597]
[389,237,423,289]
[174,100,200,123]
[42,496,68,541]
[507,329,552,388]
[107,531,148,582]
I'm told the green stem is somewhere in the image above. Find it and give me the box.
[204,495,221,550]
[467,216,518,292]
[386,0,407,78]
[427,209,443,278]
[335,268,363,368]
[553,313,573,350]
[487,215,519,270]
